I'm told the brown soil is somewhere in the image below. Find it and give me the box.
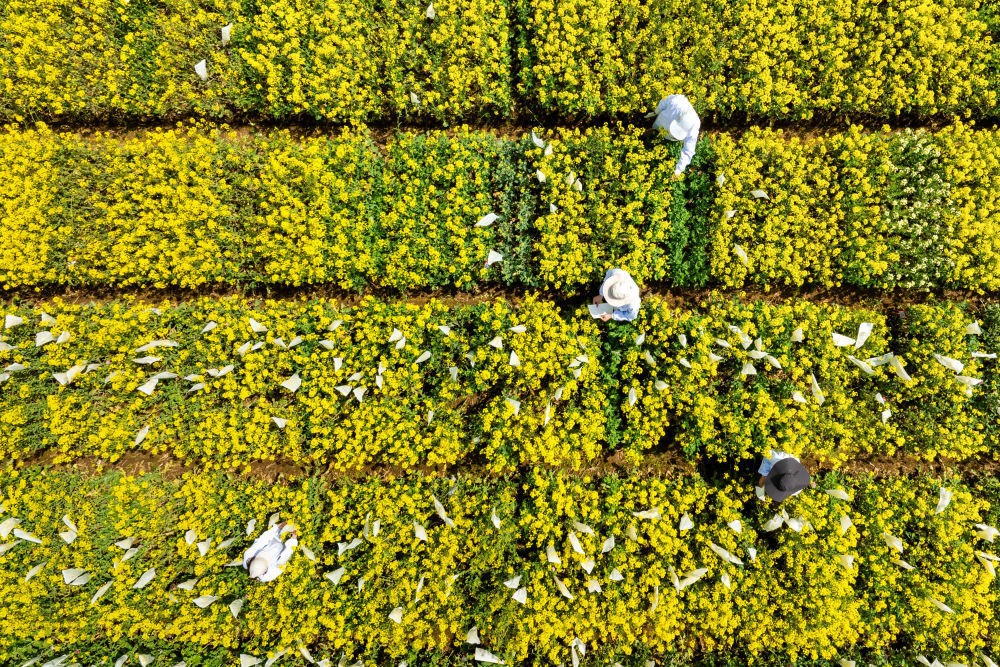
[4,283,999,313]
[24,113,1000,143]
[578,449,697,478]
[828,453,1000,480]
[23,449,193,481]
[18,447,998,485]
[19,449,307,484]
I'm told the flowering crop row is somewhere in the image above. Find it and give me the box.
[1,467,998,664]
[0,123,705,292]
[0,295,996,471]
[710,122,1000,292]
[4,122,1000,293]
[519,0,999,120]
[0,296,608,472]
[0,0,512,123]
[617,297,998,466]
[0,0,996,122]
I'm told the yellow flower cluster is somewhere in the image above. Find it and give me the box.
[0,124,505,290]
[0,468,996,663]
[3,123,1000,292]
[521,0,997,119]
[0,295,608,472]
[710,129,851,289]
[938,121,1000,291]
[0,0,254,120]
[0,0,511,122]
[529,125,676,290]
[890,302,992,461]
[618,296,994,465]
[854,476,996,654]
[710,125,1000,292]
[371,131,501,290]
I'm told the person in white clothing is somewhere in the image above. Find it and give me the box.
[755,450,811,503]
[593,268,641,322]
[648,94,701,177]
[243,521,298,582]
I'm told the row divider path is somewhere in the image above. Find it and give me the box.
[17,449,1000,486]
[4,284,999,312]
[13,113,998,141]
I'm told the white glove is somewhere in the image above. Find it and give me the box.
[755,485,766,500]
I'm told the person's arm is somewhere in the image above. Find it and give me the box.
[674,130,699,175]
[242,525,281,568]
[273,534,298,568]
[757,475,767,487]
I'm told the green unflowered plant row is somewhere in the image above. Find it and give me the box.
[4,122,1000,292]
[1,467,999,665]
[1,0,998,122]
[0,295,997,472]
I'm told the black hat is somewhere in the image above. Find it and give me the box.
[764,458,811,502]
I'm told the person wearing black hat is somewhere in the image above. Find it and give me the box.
[756,450,811,503]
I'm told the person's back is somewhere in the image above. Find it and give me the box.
[242,520,298,582]
[650,94,701,176]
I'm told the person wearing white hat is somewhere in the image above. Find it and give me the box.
[648,94,701,178]
[593,268,641,322]
[242,521,298,582]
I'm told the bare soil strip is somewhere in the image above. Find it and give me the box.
[17,448,1000,485]
[3,283,999,312]
[18,112,997,140]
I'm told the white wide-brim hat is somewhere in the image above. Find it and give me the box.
[667,109,699,141]
[601,270,640,307]
[248,555,270,579]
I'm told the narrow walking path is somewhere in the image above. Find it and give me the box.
[20,447,1000,486]
[20,112,997,140]
[3,282,999,311]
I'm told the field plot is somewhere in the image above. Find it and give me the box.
[2,1,1000,665]
[0,0,997,122]
[0,296,998,472]
[1,468,999,665]
[2,124,1000,292]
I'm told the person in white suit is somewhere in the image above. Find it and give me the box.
[648,94,701,178]
[243,521,298,582]
[592,268,641,322]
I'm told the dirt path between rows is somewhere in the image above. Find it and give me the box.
[4,283,999,313]
[18,447,1000,485]
[15,111,999,141]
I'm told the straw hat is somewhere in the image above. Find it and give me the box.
[248,555,270,579]
[601,270,640,307]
